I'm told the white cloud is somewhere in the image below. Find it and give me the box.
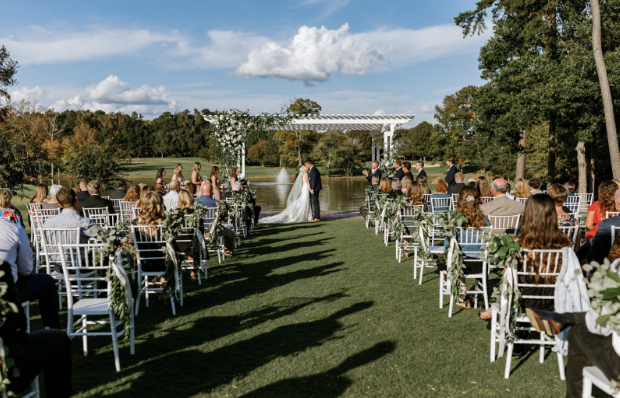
[49,75,181,115]
[373,109,386,116]
[10,86,48,103]
[420,104,434,113]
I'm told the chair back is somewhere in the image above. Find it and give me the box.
[26,203,43,217]
[164,201,178,212]
[514,197,528,204]
[131,225,166,271]
[401,205,424,216]
[83,207,110,219]
[89,214,120,229]
[101,196,110,200]
[516,248,563,301]
[607,211,620,219]
[430,197,451,213]
[120,201,136,221]
[111,251,134,308]
[203,207,218,230]
[58,243,108,306]
[132,208,142,220]
[451,194,459,210]
[111,199,123,213]
[422,194,432,204]
[480,196,494,204]
[41,228,82,270]
[454,227,487,255]
[563,196,581,217]
[576,193,594,206]
[559,225,579,249]
[488,215,521,235]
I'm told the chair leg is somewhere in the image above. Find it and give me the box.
[179,277,184,306]
[170,292,177,316]
[109,311,121,372]
[483,276,489,310]
[540,333,545,363]
[439,276,444,309]
[490,312,497,362]
[130,313,135,355]
[557,350,566,380]
[582,374,592,398]
[145,276,150,308]
[31,375,40,398]
[504,343,514,379]
[82,316,88,356]
[448,294,454,318]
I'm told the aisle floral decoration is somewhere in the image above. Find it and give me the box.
[161,209,186,300]
[390,200,433,259]
[185,203,208,271]
[233,188,256,222]
[372,192,390,225]
[359,186,378,218]
[379,146,396,179]
[95,220,136,340]
[434,211,471,299]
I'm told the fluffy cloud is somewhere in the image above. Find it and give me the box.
[10,86,48,103]
[236,24,384,83]
[49,75,180,115]
[420,104,434,113]
[373,109,386,116]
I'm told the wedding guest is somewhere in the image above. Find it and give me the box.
[585,180,617,241]
[513,178,532,199]
[136,185,154,208]
[177,189,205,278]
[76,179,90,202]
[415,161,426,181]
[505,182,516,200]
[185,182,196,197]
[393,160,404,180]
[389,179,403,199]
[371,175,380,189]
[42,185,63,210]
[210,166,223,201]
[155,183,165,198]
[480,178,525,217]
[123,185,141,203]
[430,180,451,211]
[547,184,578,227]
[445,157,457,186]
[529,178,543,194]
[468,177,477,187]
[171,164,184,183]
[401,176,412,191]
[0,189,25,228]
[163,181,180,202]
[77,180,115,217]
[30,184,48,204]
[379,177,392,193]
[191,162,202,194]
[404,182,424,205]
[362,161,382,184]
[564,181,576,196]
[195,182,235,256]
[155,168,166,185]
[417,176,430,195]
[402,162,414,181]
[448,172,466,195]
[477,176,492,197]
[586,188,620,263]
[108,180,127,200]
[45,188,99,244]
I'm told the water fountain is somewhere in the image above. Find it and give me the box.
[276,168,290,184]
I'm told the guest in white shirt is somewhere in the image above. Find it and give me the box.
[163,180,180,202]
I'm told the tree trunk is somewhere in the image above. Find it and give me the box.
[592,0,620,178]
[547,117,556,187]
[576,141,587,193]
[515,129,527,180]
[590,138,596,193]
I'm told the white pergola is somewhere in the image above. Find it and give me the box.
[203,114,415,176]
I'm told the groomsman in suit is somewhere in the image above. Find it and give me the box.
[78,180,116,216]
[402,162,414,181]
[362,161,382,184]
[305,159,322,222]
[393,160,404,180]
[415,161,427,181]
[445,157,457,186]
[76,179,90,202]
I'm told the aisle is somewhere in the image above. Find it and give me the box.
[66,220,566,397]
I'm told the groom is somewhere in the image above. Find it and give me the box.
[305,159,322,222]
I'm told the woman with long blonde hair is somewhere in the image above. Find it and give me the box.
[135,185,154,208]
[123,185,141,203]
[210,166,223,201]
[477,176,492,197]
[513,178,532,199]
[30,184,49,204]
[172,163,184,183]
[417,176,430,195]
[379,177,392,193]
[178,189,194,210]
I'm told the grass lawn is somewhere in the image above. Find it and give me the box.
[28,219,566,397]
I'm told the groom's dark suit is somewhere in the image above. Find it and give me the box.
[309,166,322,220]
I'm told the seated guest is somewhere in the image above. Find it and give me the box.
[565,181,576,197]
[0,217,60,330]
[402,162,414,181]
[379,177,392,193]
[468,177,477,187]
[529,178,543,194]
[480,178,525,217]
[505,181,516,200]
[417,176,430,195]
[547,183,578,227]
[135,185,154,209]
[177,189,206,279]
[30,184,49,205]
[0,259,72,397]
[78,180,115,217]
[586,188,620,263]
[430,180,451,211]
[230,181,252,231]
[513,178,532,199]
[163,181,180,202]
[586,180,617,241]
[185,182,196,197]
[403,181,424,205]
[477,176,492,197]
[389,179,403,199]
[42,185,63,210]
[447,172,466,195]
[195,182,235,256]
[399,176,410,191]
[44,188,99,244]
[362,160,382,184]
[0,189,25,228]
[155,183,165,198]
[76,179,90,202]
[123,185,141,203]
[108,180,127,200]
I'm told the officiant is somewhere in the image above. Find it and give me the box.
[362,161,382,185]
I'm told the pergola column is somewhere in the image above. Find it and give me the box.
[383,124,396,152]
[371,137,376,161]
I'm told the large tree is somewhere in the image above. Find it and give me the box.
[0,45,18,123]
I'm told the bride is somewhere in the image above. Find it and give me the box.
[260,166,313,224]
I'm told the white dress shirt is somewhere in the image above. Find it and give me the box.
[0,218,33,282]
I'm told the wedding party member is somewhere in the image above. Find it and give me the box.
[261,166,312,224]
[379,177,392,193]
[477,176,492,197]
[191,162,202,194]
[448,172,466,195]
[0,189,25,228]
[155,168,166,185]
[417,176,430,195]
[210,166,223,201]
[564,181,576,196]
[586,188,620,263]
[195,182,235,256]
[415,161,427,181]
[362,160,382,184]
[42,185,63,210]
[171,163,184,183]
[306,159,322,222]
[30,184,49,204]
[123,185,141,203]
[402,162,414,181]
[76,179,90,202]
[393,160,404,180]
[389,179,403,199]
[108,180,127,200]
[431,180,451,211]
[585,180,617,241]
[480,178,524,217]
[78,180,115,217]
[513,178,532,199]
[445,157,457,186]
[229,168,239,189]
[529,178,543,194]
[163,181,180,202]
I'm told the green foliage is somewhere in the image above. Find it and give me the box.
[289,98,321,116]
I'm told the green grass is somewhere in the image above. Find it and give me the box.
[27,219,566,397]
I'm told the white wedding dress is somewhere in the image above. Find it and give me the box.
[260,171,313,224]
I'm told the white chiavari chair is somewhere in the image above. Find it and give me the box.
[607,211,620,219]
[582,366,620,398]
[131,225,183,316]
[480,196,495,204]
[488,215,521,237]
[89,214,120,229]
[514,197,528,204]
[178,217,208,285]
[119,201,136,222]
[30,209,61,272]
[101,196,110,200]
[559,225,580,250]
[60,244,134,372]
[430,196,451,213]
[563,196,581,218]
[83,207,110,218]
[40,228,84,305]
[451,194,459,210]
[612,226,620,245]
[111,199,123,214]
[26,202,43,217]
[164,201,178,212]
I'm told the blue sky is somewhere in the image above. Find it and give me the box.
[2,0,491,126]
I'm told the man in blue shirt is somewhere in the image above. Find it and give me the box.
[196,181,235,256]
